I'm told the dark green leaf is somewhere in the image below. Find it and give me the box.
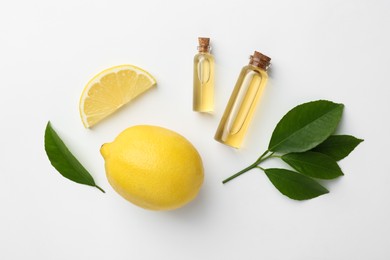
[268,100,344,153]
[311,135,363,161]
[282,151,343,179]
[264,168,329,200]
[44,121,104,192]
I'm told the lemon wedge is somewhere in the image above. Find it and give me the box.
[79,65,156,128]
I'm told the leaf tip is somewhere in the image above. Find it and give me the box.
[46,121,53,130]
[333,102,344,112]
[45,121,55,136]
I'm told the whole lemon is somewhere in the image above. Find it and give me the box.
[100,125,204,210]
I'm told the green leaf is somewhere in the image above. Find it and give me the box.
[44,121,104,192]
[264,168,329,200]
[282,151,343,179]
[311,135,363,161]
[268,100,344,153]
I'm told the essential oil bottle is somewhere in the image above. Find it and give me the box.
[193,37,214,112]
[214,51,271,148]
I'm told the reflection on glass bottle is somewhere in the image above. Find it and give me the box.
[193,37,214,112]
[215,51,271,148]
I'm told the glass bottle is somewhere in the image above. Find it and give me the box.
[214,51,271,148]
[193,37,214,112]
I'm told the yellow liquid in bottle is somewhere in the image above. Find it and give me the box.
[215,65,268,148]
[193,52,214,112]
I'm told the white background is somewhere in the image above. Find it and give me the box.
[1,0,389,259]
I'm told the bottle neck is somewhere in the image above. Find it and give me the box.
[198,46,211,53]
[249,61,269,71]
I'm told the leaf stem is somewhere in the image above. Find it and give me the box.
[255,150,270,163]
[260,151,275,162]
[222,150,273,184]
[95,185,105,193]
[256,165,265,171]
[222,161,259,184]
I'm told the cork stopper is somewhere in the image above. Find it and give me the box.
[198,37,211,52]
[249,51,271,70]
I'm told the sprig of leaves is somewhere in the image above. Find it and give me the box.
[44,121,105,192]
[222,100,363,200]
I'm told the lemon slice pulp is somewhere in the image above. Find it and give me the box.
[79,65,156,128]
